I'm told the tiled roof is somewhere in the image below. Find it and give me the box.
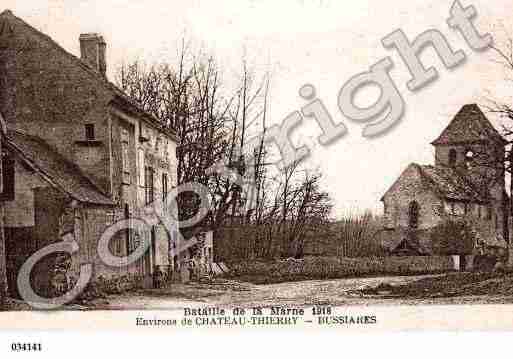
[432,104,505,145]
[416,164,485,202]
[0,10,176,140]
[6,130,114,206]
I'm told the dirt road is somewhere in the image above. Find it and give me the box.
[88,274,513,310]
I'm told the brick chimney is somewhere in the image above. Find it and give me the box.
[79,33,107,76]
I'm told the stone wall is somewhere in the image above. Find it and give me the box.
[229,256,456,284]
[382,164,443,230]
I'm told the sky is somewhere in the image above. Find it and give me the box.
[3,0,513,217]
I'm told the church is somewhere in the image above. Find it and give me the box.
[380,104,509,256]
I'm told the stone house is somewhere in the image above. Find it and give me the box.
[381,104,509,255]
[0,10,178,297]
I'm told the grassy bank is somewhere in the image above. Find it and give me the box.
[355,271,513,298]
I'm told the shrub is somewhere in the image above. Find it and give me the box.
[74,274,144,303]
[431,218,476,255]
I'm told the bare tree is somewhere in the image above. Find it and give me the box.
[477,36,513,263]
[117,42,334,262]
[116,43,270,235]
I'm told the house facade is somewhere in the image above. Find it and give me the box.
[381,104,509,255]
[0,10,178,297]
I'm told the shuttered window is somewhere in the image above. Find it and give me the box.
[145,166,154,205]
[138,149,145,186]
[162,173,168,200]
[121,129,130,185]
[162,173,168,213]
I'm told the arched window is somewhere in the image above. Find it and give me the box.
[464,149,474,170]
[448,149,457,167]
[408,201,420,229]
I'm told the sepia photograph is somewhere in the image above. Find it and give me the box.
[1,0,513,355]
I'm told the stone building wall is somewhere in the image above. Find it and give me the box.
[3,158,72,297]
[0,13,114,193]
[435,142,507,239]
[382,164,443,230]
[0,11,178,292]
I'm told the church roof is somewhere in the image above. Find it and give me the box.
[431,104,506,145]
[380,163,486,203]
[417,164,486,203]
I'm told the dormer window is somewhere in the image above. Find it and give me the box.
[85,124,95,141]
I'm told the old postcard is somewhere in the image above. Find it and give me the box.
[1,0,513,353]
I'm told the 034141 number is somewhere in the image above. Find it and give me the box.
[11,343,42,352]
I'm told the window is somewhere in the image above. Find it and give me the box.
[85,124,95,141]
[164,140,169,162]
[0,155,15,201]
[408,201,420,229]
[124,204,132,255]
[155,136,162,153]
[464,149,474,170]
[150,226,156,266]
[145,166,154,205]
[448,148,457,167]
[121,129,130,185]
[162,172,168,201]
[139,122,149,142]
[115,236,122,256]
[106,210,116,226]
[138,149,145,186]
